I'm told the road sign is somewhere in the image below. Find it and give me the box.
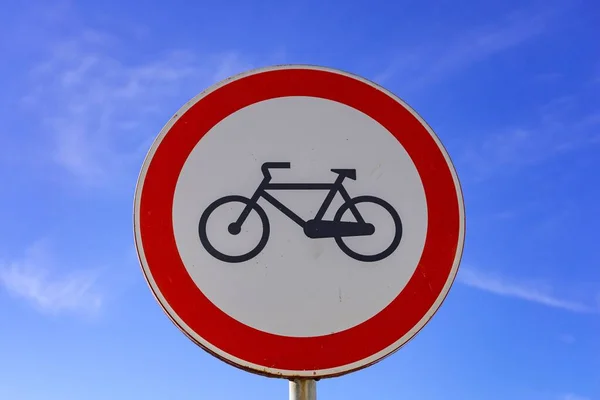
[134,65,465,379]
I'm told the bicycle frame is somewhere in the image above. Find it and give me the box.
[234,173,365,228]
[198,162,403,263]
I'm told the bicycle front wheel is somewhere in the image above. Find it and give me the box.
[333,195,402,262]
[198,195,270,263]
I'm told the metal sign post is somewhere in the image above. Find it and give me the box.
[134,65,465,395]
[289,379,317,400]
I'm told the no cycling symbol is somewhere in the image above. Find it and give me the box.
[198,162,403,263]
[134,65,465,379]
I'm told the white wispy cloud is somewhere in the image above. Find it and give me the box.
[558,334,576,345]
[373,6,600,181]
[19,26,262,189]
[459,95,600,181]
[371,4,599,180]
[563,394,591,400]
[458,267,598,314]
[374,8,548,87]
[0,241,103,317]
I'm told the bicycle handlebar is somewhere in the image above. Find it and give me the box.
[261,162,291,179]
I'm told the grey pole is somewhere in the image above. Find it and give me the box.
[289,379,316,400]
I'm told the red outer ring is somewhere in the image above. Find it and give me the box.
[138,68,460,372]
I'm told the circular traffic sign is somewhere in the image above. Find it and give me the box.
[134,65,465,378]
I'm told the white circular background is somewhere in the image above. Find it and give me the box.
[172,96,428,337]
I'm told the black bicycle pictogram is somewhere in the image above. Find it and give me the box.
[198,162,403,263]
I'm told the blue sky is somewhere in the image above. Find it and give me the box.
[1,0,599,399]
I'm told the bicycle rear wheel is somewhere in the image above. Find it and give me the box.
[333,195,402,262]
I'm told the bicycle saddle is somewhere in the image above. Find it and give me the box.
[331,169,356,180]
